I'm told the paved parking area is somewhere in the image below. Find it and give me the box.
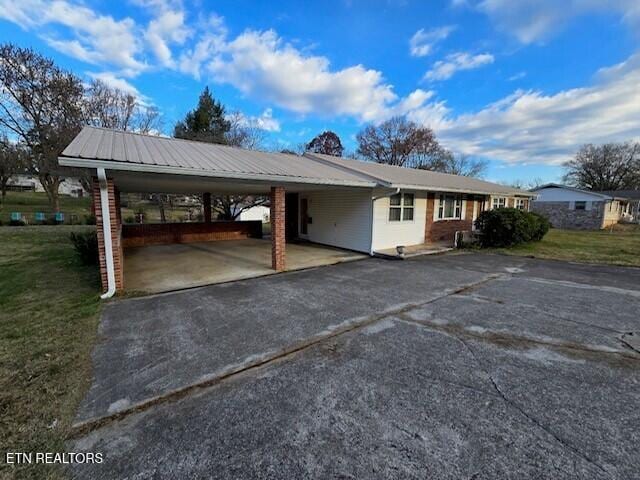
[71,253,640,479]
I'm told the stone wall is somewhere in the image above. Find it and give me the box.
[531,201,604,230]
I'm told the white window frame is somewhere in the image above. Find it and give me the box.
[437,194,463,220]
[492,197,506,209]
[388,193,415,222]
[515,198,526,210]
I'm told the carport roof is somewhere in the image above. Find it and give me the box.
[59,126,376,188]
[59,126,532,196]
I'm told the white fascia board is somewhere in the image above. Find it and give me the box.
[387,184,536,197]
[58,157,377,189]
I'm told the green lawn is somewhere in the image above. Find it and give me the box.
[0,226,101,480]
[0,191,92,225]
[496,225,640,267]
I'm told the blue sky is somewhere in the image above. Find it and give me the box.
[1,0,639,185]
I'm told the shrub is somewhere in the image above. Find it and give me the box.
[8,219,25,227]
[70,231,99,265]
[475,208,550,247]
[84,214,96,225]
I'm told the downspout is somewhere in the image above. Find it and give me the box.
[369,187,400,255]
[97,168,116,299]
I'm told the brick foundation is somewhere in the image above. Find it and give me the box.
[122,221,263,247]
[92,177,124,293]
[270,186,286,271]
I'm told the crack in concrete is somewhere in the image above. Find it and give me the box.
[452,332,614,479]
[70,273,501,438]
[395,315,640,365]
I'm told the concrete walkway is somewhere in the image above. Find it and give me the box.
[71,253,640,479]
[124,238,365,293]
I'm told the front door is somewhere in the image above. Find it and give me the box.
[285,193,299,241]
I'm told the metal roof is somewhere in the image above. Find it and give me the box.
[60,126,533,196]
[530,183,617,200]
[304,153,533,196]
[597,190,640,200]
[59,126,376,188]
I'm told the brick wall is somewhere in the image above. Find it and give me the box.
[92,177,124,293]
[425,193,482,244]
[122,221,263,247]
[271,186,286,271]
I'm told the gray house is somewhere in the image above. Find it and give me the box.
[530,184,633,229]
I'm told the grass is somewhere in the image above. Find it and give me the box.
[496,224,640,267]
[0,192,92,225]
[0,226,101,480]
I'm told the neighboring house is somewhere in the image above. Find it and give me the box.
[58,126,534,295]
[530,183,632,229]
[7,174,87,197]
[238,204,270,223]
[598,190,640,224]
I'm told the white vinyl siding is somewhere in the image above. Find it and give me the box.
[372,190,427,250]
[300,189,373,253]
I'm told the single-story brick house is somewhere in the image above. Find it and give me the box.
[59,126,533,297]
[530,183,634,229]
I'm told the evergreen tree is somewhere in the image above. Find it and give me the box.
[174,87,230,144]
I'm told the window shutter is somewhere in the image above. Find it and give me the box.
[433,196,440,221]
[461,199,467,220]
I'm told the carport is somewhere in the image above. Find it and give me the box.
[58,126,374,297]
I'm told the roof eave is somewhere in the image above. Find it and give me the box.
[387,183,536,197]
[57,157,377,189]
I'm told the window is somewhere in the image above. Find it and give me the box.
[492,197,506,209]
[437,194,462,220]
[389,193,415,222]
[515,198,526,210]
[574,201,586,210]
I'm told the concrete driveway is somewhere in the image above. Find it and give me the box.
[71,253,640,479]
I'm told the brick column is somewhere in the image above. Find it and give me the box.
[203,192,211,223]
[92,177,124,294]
[424,193,435,243]
[270,186,286,271]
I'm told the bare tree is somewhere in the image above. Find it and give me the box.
[563,142,640,191]
[212,195,269,221]
[306,131,344,157]
[356,116,450,168]
[0,44,85,211]
[225,111,266,150]
[0,136,26,202]
[420,152,488,178]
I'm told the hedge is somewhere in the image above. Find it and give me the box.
[474,208,550,247]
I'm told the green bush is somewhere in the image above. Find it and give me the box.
[84,214,96,225]
[475,208,550,247]
[70,230,99,265]
[8,219,25,227]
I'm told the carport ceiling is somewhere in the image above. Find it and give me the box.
[111,170,370,195]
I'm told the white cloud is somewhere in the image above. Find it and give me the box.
[232,108,281,132]
[507,71,526,81]
[87,72,143,98]
[0,0,146,75]
[424,52,494,81]
[428,53,640,164]
[470,0,640,44]
[409,26,456,57]
[145,9,191,67]
[208,29,430,122]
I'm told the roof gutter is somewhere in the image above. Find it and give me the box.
[97,168,116,300]
[58,156,377,189]
[386,183,536,197]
